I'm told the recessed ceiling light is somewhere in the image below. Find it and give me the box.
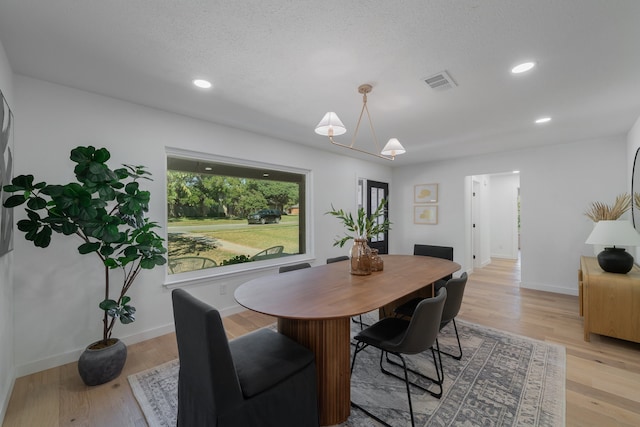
[204,166,212,171]
[512,170,520,174]
[511,62,536,74]
[193,79,212,89]
[535,117,551,124]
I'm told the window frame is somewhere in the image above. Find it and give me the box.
[164,147,314,287]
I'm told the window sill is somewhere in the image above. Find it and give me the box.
[163,255,316,289]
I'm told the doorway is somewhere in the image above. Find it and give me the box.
[358,178,390,254]
[468,172,520,276]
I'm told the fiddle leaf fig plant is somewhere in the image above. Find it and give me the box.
[2,146,166,346]
[326,198,391,247]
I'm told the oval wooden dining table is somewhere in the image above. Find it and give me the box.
[234,254,461,426]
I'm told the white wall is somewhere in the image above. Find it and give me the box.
[391,136,628,295]
[0,38,14,422]
[11,75,391,377]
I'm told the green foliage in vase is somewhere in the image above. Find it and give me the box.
[326,198,391,247]
[3,146,166,345]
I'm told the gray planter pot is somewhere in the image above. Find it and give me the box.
[78,338,127,386]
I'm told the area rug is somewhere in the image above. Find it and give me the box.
[128,318,565,427]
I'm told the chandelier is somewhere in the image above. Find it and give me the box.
[314,84,406,161]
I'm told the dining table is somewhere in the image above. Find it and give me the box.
[234,254,461,426]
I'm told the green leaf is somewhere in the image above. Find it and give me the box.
[93,147,111,163]
[3,194,27,208]
[27,196,47,210]
[26,209,41,222]
[100,245,115,256]
[40,185,64,197]
[3,184,25,192]
[121,296,131,305]
[33,226,52,248]
[125,181,139,195]
[104,258,119,268]
[61,221,78,235]
[78,242,101,254]
[17,219,39,233]
[11,175,35,190]
[120,306,136,325]
[70,146,94,163]
[99,299,117,310]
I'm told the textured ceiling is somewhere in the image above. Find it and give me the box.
[1,0,640,165]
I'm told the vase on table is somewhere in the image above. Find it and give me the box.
[370,248,384,272]
[350,238,372,275]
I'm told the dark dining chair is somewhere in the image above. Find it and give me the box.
[326,255,349,264]
[413,243,454,285]
[394,272,469,360]
[278,262,311,273]
[171,288,319,427]
[351,287,447,427]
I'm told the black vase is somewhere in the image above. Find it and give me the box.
[596,247,634,274]
[78,338,127,386]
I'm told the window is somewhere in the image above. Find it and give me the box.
[166,148,309,277]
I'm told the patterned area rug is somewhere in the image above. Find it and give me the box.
[128,318,565,427]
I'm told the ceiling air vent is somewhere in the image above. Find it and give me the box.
[423,70,457,91]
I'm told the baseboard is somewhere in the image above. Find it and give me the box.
[14,323,175,378]
[520,281,578,296]
[14,302,247,379]
[0,368,15,426]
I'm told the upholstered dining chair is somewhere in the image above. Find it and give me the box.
[351,288,447,427]
[171,288,319,427]
[394,272,469,360]
[278,262,311,273]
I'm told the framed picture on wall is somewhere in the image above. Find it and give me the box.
[414,183,438,203]
[414,205,438,225]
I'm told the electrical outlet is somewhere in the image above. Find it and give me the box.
[220,284,227,295]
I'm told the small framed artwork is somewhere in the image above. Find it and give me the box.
[414,183,438,204]
[414,205,438,225]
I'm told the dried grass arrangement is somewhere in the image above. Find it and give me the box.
[635,192,640,210]
[584,193,631,221]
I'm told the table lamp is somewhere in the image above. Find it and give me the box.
[585,220,640,274]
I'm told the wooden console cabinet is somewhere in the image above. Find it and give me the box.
[579,256,640,343]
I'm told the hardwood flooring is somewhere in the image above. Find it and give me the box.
[3,257,640,426]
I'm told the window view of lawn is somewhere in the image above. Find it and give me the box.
[166,157,305,275]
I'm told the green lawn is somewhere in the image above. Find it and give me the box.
[167,215,300,272]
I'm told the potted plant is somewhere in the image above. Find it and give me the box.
[2,146,166,385]
[326,199,391,275]
[584,193,631,221]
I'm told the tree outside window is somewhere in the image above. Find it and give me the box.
[166,154,306,275]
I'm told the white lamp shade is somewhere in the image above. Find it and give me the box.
[585,220,640,246]
[381,138,406,156]
[315,112,347,136]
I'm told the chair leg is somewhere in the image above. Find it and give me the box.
[352,351,417,427]
[383,338,444,387]
[438,318,463,360]
[350,344,395,427]
[351,315,369,330]
[380,343,443,399]
[350,341,367,375]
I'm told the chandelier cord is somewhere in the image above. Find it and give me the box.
[350,92,382,153]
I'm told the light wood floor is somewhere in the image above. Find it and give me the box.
[3,258,640,426]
